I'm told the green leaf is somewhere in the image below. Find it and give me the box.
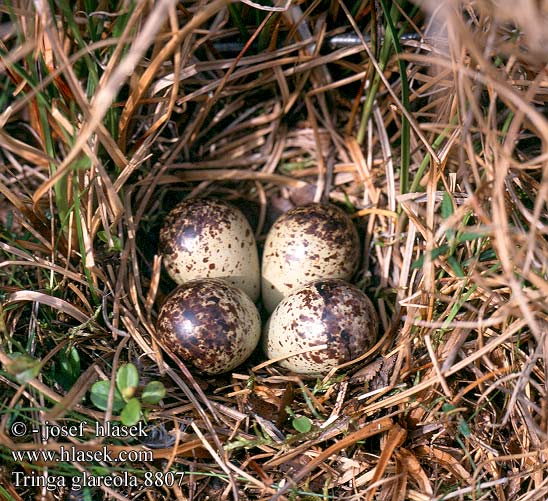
[442,403,456,413]
[458,419,471,438]
[97,230,122,252]
[447,256,465,278]
[90,380,125,412]
[141,381,166,405]
[116,363,139,400]
[457,231,484,243]
[7,354,41,384]
[411,244,450,269]
[91,466,110,476]
[61,346,80,375]
[441,191,454,219]
[342,193,357,213]
[478,249,497,261]
[377,0,412,196]
[120,398,141,426]
[56,346,81,389]
[292,416,312,434]
[82,486,93,501]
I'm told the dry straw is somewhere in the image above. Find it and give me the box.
[0,0,547,499]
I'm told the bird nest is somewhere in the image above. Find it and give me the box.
[1,0,548,499]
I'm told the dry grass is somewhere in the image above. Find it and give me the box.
[1,0,547,499]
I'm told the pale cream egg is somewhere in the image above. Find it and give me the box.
[263,279,377,375]
[157,278,261,374]
[261,204,360,312]
[159,198,260,301]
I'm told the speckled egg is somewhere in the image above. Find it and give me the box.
[156,278,261,374]
[263,279,377,374]
[159,198,260,301]
[261,204,360,312]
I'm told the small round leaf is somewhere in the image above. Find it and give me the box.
[141,381,166,405]
[120,398,141,426]
[292,416,312,434]
[90,380,125,412]
[116,363,139,400]
[7,354,41,384]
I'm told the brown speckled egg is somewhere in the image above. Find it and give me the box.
[160,198,260,301]
[261,204,360,312]
[157,279,261,374]
[263,279,377,375]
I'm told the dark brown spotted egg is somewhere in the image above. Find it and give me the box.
[157,278,261,374]
[263,279,377,374]
[261,204,360,312]
[160,198,260,301]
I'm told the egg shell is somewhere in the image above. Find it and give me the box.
[263,279,377,374]
[261,204,360,312]
[157,278,261,374]
[160,198,260,301]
